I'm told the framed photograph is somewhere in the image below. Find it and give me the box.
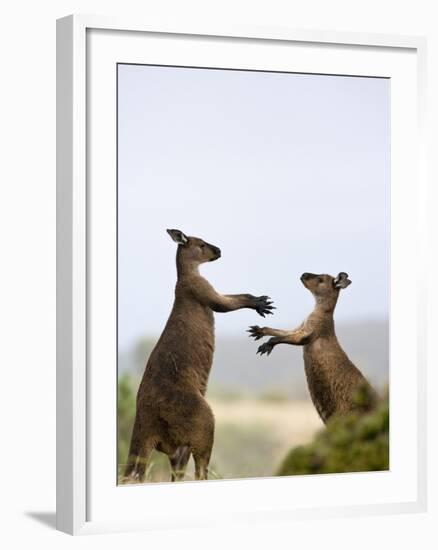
[56,15,427,535]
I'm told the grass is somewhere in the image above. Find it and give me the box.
[117,373,322,483]
[118,373,388,483]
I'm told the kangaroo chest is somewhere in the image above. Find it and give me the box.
[302,340,341,422]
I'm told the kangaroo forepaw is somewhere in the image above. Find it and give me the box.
[247,325,266,340]
[257,340,275,356]
[255,296,275,317]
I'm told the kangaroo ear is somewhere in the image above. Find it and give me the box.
[334,272,352,289]
[167,229,188,245]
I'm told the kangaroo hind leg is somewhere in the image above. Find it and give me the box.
[191,400,214,481]
[170,446,191,482]
[123,435,155,483]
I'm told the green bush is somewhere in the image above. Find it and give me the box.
[117,372,137,470]
[277,393,389,476]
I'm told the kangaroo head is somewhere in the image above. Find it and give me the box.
[300,272,351,307]
[167,229,221,269]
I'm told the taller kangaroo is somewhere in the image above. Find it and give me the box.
[124,229,275,482]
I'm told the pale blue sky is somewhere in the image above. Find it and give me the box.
[118,64,389,351]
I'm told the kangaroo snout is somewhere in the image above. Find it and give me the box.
[209,245,221,261]
[300,272,317,282]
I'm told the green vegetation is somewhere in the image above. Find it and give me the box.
[117,372,137,470]
[118,371,388,482]
[277,393,389,476]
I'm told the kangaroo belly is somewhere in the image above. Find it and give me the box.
[303,354,337,423]
[303,343,366,423]
[141,304,215,397]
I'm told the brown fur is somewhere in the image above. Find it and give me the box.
[124,229,274,482]
[249,272,375,423]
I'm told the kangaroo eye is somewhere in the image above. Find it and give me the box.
[200,244,205,249]
[318,277,323,283]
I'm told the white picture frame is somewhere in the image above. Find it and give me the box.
[56,14,428,535]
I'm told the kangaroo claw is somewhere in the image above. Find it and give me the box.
[247,325,265,340]
[255,296,275,317]
[257,341,274,356]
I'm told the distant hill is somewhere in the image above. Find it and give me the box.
[118,319,389,399]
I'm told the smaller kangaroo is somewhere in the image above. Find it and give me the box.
[248,272,375,423]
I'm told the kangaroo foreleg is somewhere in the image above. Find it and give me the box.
[191,279,275,317]
[248,325,293,340]
[212,294,275,317]
[256,328,312,356]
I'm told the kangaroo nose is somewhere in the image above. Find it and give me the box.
[300,272,313,281]
[214,247,221,258]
